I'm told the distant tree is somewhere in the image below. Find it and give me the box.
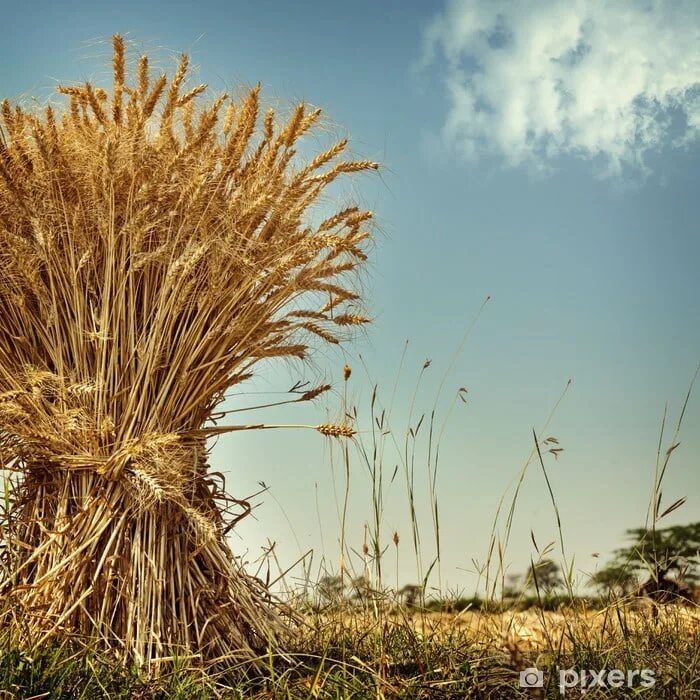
[526,559,563,595]
[616,522,700,583]
[317,574,345,605]
[612,522,700,602]
[350,575,375,602]
[398,584,423,608]
[502,573,522,599]
[590,563,638,597]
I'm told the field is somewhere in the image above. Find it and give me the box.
[0,600,698,698]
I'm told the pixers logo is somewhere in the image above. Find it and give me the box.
[558,668,656,695]
[518,667,656,694]
[519,667,544,688]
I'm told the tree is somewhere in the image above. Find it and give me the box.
[611,522,700,602]
[590,563,638,597]
[502,573,522,599]
[350,575,375,603]
[399,583,423,608]
[526,559,563,595]
[317,575,346,606]
[616,522,700,584]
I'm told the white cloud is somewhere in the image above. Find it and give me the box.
[423,0,700,175]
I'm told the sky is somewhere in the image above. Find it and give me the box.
[1,0,698,596]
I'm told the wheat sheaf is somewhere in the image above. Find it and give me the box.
[0,35,375,668]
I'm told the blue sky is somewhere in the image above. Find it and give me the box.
[2,0,698,594]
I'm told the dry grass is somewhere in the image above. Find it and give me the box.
[1,600,695,698]
[288,602,699,698]
[0,34,375,668]
[394,604,700,651]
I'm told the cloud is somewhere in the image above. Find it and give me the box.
[423,0,700,175]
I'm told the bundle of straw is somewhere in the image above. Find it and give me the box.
[0,35,375,666]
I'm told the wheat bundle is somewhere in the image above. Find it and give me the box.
[0,36,374,667]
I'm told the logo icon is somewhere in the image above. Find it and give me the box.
[519,667,544,688]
